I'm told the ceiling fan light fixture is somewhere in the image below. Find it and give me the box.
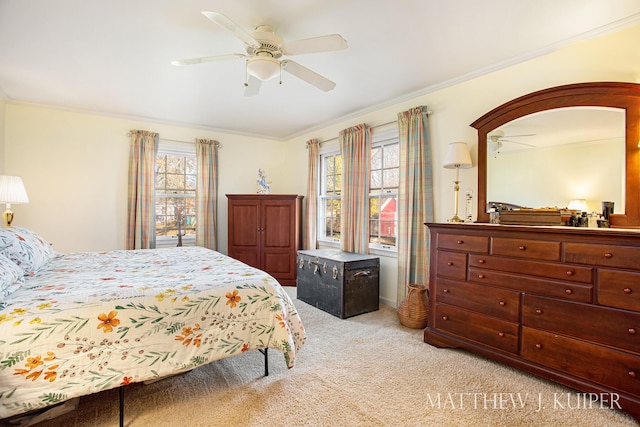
[247,56,280,81]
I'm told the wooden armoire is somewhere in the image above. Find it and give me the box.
[226,194,303,286]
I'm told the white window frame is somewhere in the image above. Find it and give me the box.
[317,127,399,255]
[369,130,399,253]
[155,140,197,248]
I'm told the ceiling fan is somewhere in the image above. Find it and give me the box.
[487,130,535,155]
[171,11,348,96]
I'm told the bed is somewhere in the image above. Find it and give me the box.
[0,227,306,421]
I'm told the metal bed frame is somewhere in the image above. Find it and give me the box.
[117,348,269,427]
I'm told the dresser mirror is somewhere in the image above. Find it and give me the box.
[486,106,625,213]
[471,82,640,226]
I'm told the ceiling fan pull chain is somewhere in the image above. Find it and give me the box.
[244,60,249,87]
[279,62,282,85]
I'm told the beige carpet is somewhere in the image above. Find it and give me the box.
[20,287,637,427]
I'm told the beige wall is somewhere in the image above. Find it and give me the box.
[4,105,284,253]
[0,96,5,173]
[3,24,639,306]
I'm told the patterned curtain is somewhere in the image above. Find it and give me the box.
[305,139,320,250]
[396,106,434,304]
[339,124,372,254]
[126,130,159,250]
[195,139,220,250]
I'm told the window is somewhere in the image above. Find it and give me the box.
[155,147,196,246]
[369,140,399,250]
[318,130,399,252]
[319,153,342,241]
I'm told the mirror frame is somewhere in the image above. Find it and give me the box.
[471,82,640,226]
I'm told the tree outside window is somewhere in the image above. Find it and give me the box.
[155,153,196,244]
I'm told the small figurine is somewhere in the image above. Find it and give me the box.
[257,168,271,194]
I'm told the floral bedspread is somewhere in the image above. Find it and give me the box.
[0,247,306,419]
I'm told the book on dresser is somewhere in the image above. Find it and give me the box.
[424,222,640,423]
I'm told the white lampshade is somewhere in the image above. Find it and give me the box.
[443,142,472,169]
[568,199,588,212]
[0,175,29,205]
[247,56,281,81]
[0,175,29,226]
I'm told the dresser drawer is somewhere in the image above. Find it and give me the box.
[469,267,592,303]
[437,233,489,253]
[434,303,519,354]
[436,251,467,281]
[598,269,640,311]
[565,243,640,269]
[522,327,640,397]
[491,237,560,261]
[435,278,520,321]
[469,255,592,283]
[523,295,640,354]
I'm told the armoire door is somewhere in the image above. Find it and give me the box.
[262,198,298,283]
[227,198,260,269]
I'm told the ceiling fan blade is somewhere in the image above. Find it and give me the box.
[504,139,535,147]
[201,11,260,49]
[281,60,336,92]
[284,34,348,55]
[244,75,262,97]
[504,133,536,138]
[171,53,245,66]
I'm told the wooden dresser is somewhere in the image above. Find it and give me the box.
[425,222,640,422]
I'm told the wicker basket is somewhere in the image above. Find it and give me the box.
[397,283,429,329]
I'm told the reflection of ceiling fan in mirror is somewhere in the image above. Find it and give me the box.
[171,11,348,96]
[487,130,536,155]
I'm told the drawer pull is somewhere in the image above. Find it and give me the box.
[313,265,319,275]
[629,328,637,335]
[498,332,505,337]
[478,259,486,264]
[535,343,543,349]
[478,274,485,279]
[447,262,454,266]
[564,289,573,295]
[535,309,543,315]
[499,301,506,306]
[623,287,632,294]
[629,371,637,379]
[443,289,450,293]
[442,316,448,321]
[333,266,339,280]
[457,240,464,244]
[519,245,526,251]
[604,252,613,259]
[565,270,574,276]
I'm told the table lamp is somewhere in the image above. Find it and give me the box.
[0,175,29,226]
[443,142,472,222]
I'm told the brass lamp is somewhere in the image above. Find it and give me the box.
[443,142,472,223]
[0,175,29,226]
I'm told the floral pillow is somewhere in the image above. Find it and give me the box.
[0,252,25,299]
[0,227,60,275]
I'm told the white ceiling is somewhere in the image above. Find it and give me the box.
[1,0,639,140]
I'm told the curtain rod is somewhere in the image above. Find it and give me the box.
[317,110,433,145]
[126,133,222,147]
[317,121,395,145]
